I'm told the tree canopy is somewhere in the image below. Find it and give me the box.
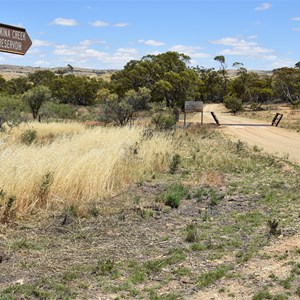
[0,51,299,123]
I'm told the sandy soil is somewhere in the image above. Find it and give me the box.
[200,104,300,165]
[189,233,300,300]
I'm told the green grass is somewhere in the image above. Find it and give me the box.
[10,237,43,251]
[144,248,186,274]
[1,277,77,300]
[252,289,288,300]
[197,264,233,289]
[161,182,189,208]
[1,125,300,299]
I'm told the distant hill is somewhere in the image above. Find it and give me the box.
[227,69,273,78]
[0,64,273,81]
[0,64,117,80]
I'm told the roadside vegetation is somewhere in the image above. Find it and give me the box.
[0,122,299,299]
[0,52,299,299]
[0,52,300,129]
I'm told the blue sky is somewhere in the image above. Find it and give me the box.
[0,0,300,70]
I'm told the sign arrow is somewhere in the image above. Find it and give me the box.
[0,23,32,55]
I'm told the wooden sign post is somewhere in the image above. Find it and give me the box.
[0,23,32,55]
[184,101,204,126]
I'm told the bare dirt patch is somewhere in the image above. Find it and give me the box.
[190,234,300,300]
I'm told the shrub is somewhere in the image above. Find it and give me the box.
[0,107,22,132]
[224,96,243,115]
[37,172,54,204]
[267,219,281,236]
[163,183,188,209]
[152,112,175,131]
[0,95,24,132]
[169,153,181,174]
[40,102,76,120]
[22,85,52,120]
[20,129,37,145]
[92,259,117,277]
[185,223,198,243]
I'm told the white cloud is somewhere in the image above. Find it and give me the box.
[138,39,165,46]
[247,35,258,40]
[268,58,296,69]
[211,36,274,57]
[53,42,138,69]
[114,23,130,27]
[169,45,211,59]
[255,3,272,11]
[90,20,110,27]
[32,39,53,47]
[51,18,79,26]
[89,21,129,28]
[291,17,300,21]
[292,27,300,31]
[80,40,93,47]
[211,37,255,47]
[79,40,106,47]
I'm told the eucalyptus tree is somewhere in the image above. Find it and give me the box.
[22,85,52,120]
[51,75,105,105]
[229,63,250,101]
[245,73,274,109]
[4,77,31,95]
[214,55,228,97]
[272,67,300,104]
[110,51,200,108]
[100,87,151,125]
[28,70,56,87]
[194,66,223,102]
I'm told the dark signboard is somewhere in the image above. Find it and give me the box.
[184,101,203,112]
[0,23,32,55]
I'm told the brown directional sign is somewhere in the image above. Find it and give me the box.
[184,101,203,112]
[0,23,32,55]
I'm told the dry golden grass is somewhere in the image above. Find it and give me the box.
[7,121,86,144]
[0,124,171,217]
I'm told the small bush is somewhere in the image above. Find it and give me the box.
[252,289,273,300]
[41,102,76,120]
[163,183,188,209]
[152,112,175,131]
[209,188,224,207]
[224,96,243,115]
[37,172,54,203]
[185,223,198,243]
[236,139,245,153]
[267,219,281,236]
[169,153,181,174]
[20,129,37,145]
[92,259,117,277]
[194,186,208,202]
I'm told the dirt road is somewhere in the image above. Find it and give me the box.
[199,104,300,165]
